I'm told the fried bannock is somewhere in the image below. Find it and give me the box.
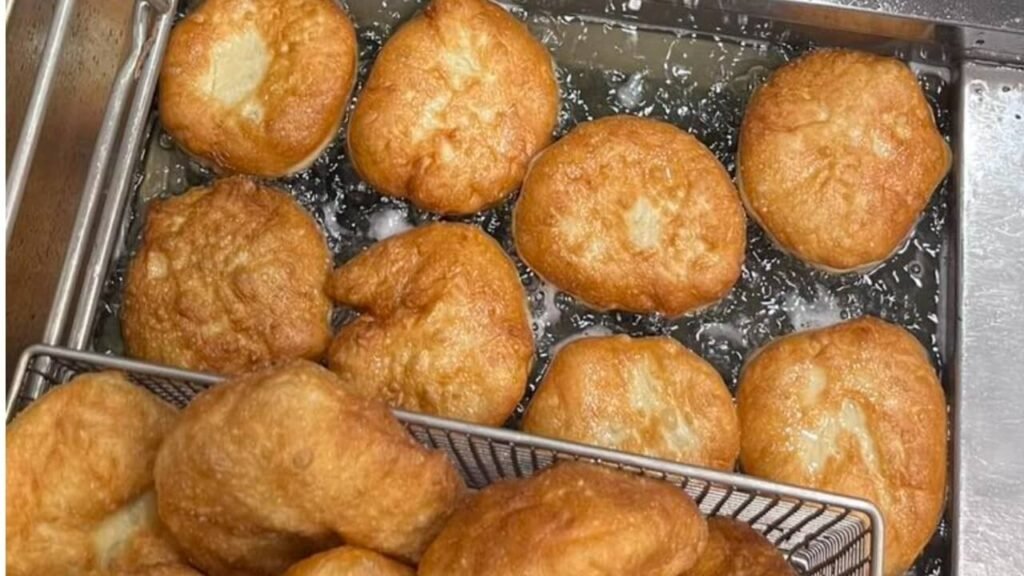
[154,360,463,575]
[7,372,181,576]
[419,462,708,576]
[737,317,947,576]
[160,0,358,177]
[122,177,331,375]
[327,223,533,425]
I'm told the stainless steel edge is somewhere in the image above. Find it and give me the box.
[5,0,77,242]
[65,0,178,350]
[20,0,156,405]
[400,409,885,510]
[10,342,889,518]
[770,0,1024,34]
[8,343,886,575]
[5,343,44,416]
[401,407,885,576]
[954,61,1024,576]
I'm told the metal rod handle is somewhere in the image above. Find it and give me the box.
[5,0,78,242]
[14,0,157,403]
[66,0,178,350]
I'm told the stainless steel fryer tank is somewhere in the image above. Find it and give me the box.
[6,0,1024,574]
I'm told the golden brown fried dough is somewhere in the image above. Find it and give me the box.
[684,518,795,576]
[523,335,739,470]
[111,563,204,576]
[348,0,559,214]
[160,0,357,177]
[122,177,331,375]
[514,116,746,317]
[154,360,463,576]
[419,462,708,576]
[737,317,947,576]
[283,546,413,576]
[738,49,951,272]
[6,372,181,576]
[327,223,533,425]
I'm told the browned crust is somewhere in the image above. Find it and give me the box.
[154,361,464,575]
[514,115,746,317]
[160,0,358,177]
[523,335,740,470]
[121,176,331,375]
[6,372,179,576]
[684,517,796,576]
[326,222,533,425]
[736,317,948,576]
[348,0,559,215]
[738,49,951,272]
[283,546,413,576]
[419,462,708,576]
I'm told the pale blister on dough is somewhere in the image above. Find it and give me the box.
[6,372,182,576]
[160,0,358,177]
[121,176,332,375]
[327,222,534,426]
[283,546,414,576]
[419,462,708,576]
[514,115,747,317]
[738,49,952,272]
[348,0,560,215]
[523,335,740,470]
[736,317,948,576]
[684,517,795,576]
[153,360,464,576]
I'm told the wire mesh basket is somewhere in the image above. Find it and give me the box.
[7,344,883,576]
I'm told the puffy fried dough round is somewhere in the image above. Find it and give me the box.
[112,565,204,576]
[348,0,559,214]
[283,546,413,576]
[113,561,202,569]
[736,317,947,576]
[122,176,331,375]
[154,360,463,576]
[523,335,740,470]
[684,517,795,576]
[327,222,533,425]
[738,49,951,272]
[160,0,357,177]
[6,372,181,576]
[514,116,746,316]
[419,462,708,576]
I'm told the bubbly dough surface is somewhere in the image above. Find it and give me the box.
[283,546,413,576]
[348,0,559,214]
[523,335,740,470]
[6,372,181,576]
[738,49,951,272]
[154,361,463,576]
[419,462,708,576]
[684,517,795,576]
[122,176,331,375]
[327,222,533,425]
[514,116,746,316]
[160,0,358,177]
[737,317,947,576]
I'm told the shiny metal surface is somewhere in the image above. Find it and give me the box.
[65,0,176,350]
[4,0,133,380]
[954,61,1024,576]
[791,0,1024,32]
[21,0,163,404]
[5,0,77,242]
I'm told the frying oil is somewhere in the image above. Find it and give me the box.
[93,3,951,574]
